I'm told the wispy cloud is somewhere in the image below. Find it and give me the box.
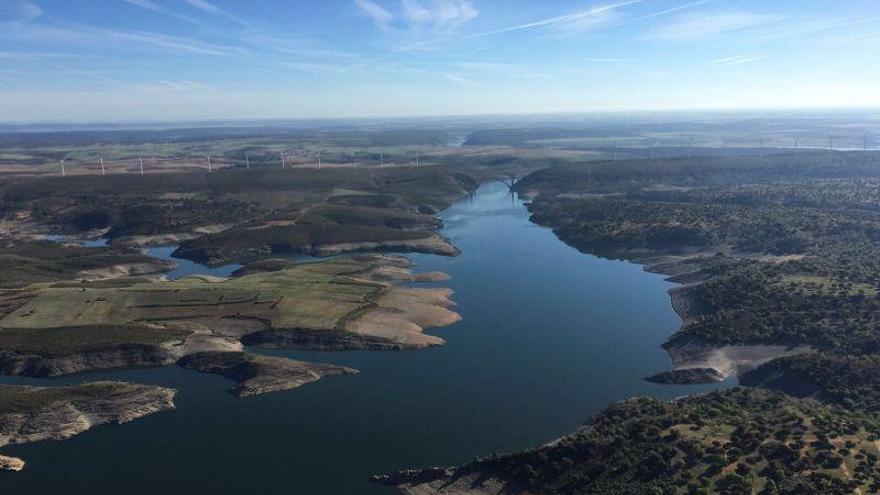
[709,54,768,66]
[356,0,478,32]
[401,0,478,29]
[122,0,207,27]
[354,0,394,28]
[464,0,648,39]
[648,11,784,40]
[181,0,250,27]
[399,0,645,51]
[754,14,880,41]
[1,21,244,56]
[616,0,722,26]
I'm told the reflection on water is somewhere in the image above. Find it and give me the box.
[2,182,728,494]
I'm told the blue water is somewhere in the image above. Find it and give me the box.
[144,245,241,280]
[1,182,727,493]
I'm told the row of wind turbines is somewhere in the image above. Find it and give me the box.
[58,148,424,176]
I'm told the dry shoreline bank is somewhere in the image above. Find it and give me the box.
[638,255,814,384]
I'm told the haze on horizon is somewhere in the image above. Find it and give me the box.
[0,0,878,123]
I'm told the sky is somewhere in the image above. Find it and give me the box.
[0,0,878,122]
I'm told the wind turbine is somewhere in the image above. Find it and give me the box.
[317,151,322,169]
[415,150,420,168]
[100,156,105,176]
[281,152,286,169]
[245,152,250,170]
[206,154,212,172]
[139,157,145,175]
[60,158,66,176]
[380,152,385,169]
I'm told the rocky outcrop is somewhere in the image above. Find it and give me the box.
[178,351,357,397]
[0,344,177,378]
[240,328,410,351]
[0,381,176,470]
[0,332,241,378]
[0,455,25,472]
[311,234,459,258]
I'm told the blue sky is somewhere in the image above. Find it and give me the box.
[0,0,878,122]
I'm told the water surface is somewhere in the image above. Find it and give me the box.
[1,182,726,493]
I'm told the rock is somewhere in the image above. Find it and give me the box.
[0,381,176,467]
[0,455,25,472]
[645,367,725,384]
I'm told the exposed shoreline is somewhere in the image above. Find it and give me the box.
[639,255,814,384]
[0,382,176,471]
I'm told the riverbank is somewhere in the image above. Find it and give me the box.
[0,382,176,471]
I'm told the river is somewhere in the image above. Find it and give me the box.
[0,182,727,493]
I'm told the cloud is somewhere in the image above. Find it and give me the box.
[354,0,394,28]
[400,0,478,28]
[122,0,206,27]
[616,0,722,25]
[399,0,644,51]
[464,0,647,39]
[181,0,249,27]
[356,0,477,36]
[648,11,784,40]
[709,54,768,66]
[755,14,880,41]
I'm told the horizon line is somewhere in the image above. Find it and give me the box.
[1,105,879,129]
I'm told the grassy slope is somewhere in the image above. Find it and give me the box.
[0,258,383,352]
